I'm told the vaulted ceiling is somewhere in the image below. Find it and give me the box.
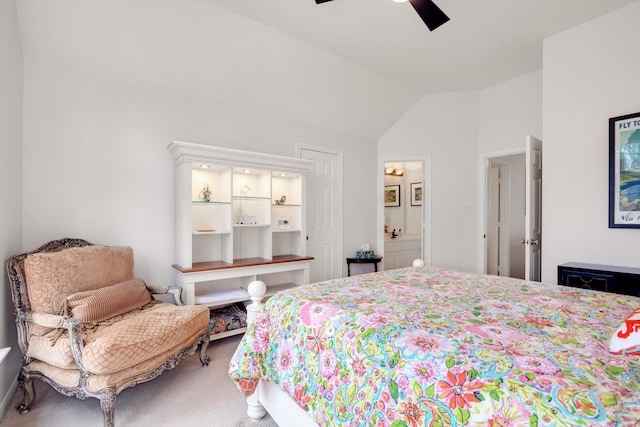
[15,0,636,140]
[212,0,635,93]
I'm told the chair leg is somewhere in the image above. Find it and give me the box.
[199,335,210,367]
[100,389,116,427]
[15,375,35,414]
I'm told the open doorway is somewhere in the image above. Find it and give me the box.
[480,135,542,281]
[378,157,431,271]
[486,154,525,279]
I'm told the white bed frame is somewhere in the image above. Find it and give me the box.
[244,280,317,426]
[242,260,425,426]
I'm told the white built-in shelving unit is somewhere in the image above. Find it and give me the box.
[167,141,315,339]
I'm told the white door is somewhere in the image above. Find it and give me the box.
[298,146,343,282]
[525,135,542,281]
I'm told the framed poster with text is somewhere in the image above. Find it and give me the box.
[609,111,640,228]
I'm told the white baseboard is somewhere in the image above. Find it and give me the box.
[0,373,19,422]
[0,348,10,364]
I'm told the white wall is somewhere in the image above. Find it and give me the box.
[476,71,543,275]
[478,70,543,154]
[21,63,376,283]
[0,0,23,417]
[379,92,479,272]
[379,70,542,274]
[16,0,388,283]
[542,1,640,283]
[16,0,418,142]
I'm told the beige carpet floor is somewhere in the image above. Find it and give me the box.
[1,335,279,427]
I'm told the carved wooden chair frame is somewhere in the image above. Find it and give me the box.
[6,238,210,427]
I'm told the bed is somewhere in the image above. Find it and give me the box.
[228,265,640,426]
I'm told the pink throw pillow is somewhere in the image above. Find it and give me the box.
[66,278,151,323]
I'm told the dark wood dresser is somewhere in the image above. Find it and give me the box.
[557,262,640,297]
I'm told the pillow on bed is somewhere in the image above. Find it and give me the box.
[610,308,640,355]
[66,278,152,323]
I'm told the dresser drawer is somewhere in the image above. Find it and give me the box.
[560,269,614,292]
[558,263,640,297]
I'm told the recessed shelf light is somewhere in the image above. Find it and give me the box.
[200,164,210,169]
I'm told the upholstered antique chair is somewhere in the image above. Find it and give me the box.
[6,238,211,427]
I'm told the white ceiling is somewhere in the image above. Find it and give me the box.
[15,0,637,141]
[211,0,636,93]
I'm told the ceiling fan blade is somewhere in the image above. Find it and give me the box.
[409,0,450,31]
[315,0,333,3]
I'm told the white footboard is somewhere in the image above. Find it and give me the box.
[244,281,317,426]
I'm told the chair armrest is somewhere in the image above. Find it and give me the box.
[30,312,69,329]
[27,311,88,373]
[146,285,184,306]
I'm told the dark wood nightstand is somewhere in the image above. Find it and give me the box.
[346,256,383,276]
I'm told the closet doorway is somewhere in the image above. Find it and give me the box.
[378,157,431,271]
[481,135,542,281]
[486,154,525,278]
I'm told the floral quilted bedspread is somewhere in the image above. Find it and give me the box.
[229,267,640,426]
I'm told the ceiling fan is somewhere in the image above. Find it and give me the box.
[314,0,450,32]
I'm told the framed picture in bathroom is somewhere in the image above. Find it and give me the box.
[410,182,423,206]
[384,185,400,207]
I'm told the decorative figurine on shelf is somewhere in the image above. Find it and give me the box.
[199,185,212,203]
[275,195,286,205]
[237,216,257,225]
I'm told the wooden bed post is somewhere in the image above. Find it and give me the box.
[246,280,267,421]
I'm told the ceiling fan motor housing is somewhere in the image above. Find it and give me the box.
[314,0,450,32]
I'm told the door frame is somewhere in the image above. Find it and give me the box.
[296,143,343,280]
[378,155,432,268]
[525,135,543,282]
[478,147,524,274]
